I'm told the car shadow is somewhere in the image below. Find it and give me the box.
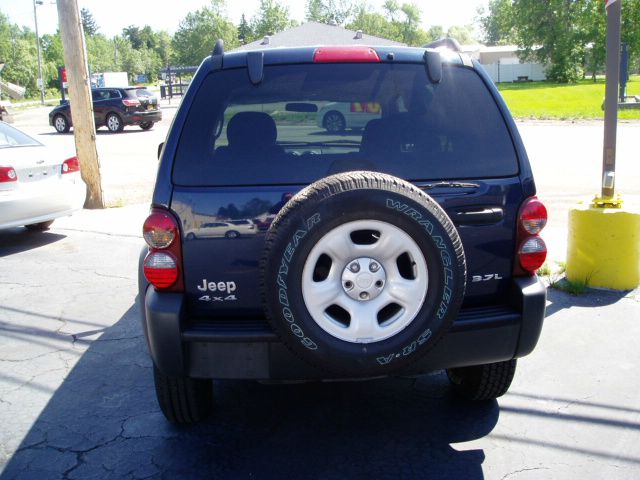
[95,129,157,135]
[0,229,66,257]
[1,301,498,479]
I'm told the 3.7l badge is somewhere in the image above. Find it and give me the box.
[471,273,503,283]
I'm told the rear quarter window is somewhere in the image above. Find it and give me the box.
[173,63,518,187]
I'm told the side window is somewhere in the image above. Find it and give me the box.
[93,90,110,101]
[110,90,121,99]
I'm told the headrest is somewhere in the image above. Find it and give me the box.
[227,112,277,147]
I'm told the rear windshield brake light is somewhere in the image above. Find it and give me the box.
[313,47,380,63]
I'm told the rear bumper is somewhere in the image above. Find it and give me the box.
[141,276,546,380]
[0,176,85,229]
[123,109,162,125]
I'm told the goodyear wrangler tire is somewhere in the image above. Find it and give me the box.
[261,172,466,377]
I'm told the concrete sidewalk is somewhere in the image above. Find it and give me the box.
[52,204,150,238]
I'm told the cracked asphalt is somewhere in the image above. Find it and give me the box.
[1,106,640,479]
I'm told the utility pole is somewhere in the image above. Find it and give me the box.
[601,0,622,201]
[57,0,104,209]
[33,0,45,105]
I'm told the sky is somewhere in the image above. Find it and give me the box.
[2,0,489,39]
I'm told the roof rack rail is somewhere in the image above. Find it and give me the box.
[211,39,224,70]
[212,39,224,57]
[424,37,461,53]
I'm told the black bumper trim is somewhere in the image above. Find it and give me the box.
[143,276,546,379]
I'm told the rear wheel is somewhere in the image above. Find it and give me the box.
[25,220,54,231]
[106,113,124,133]
[153,365,213,424]
[447,359,517,401]
[323,111,346,133]
[53,115,70,133]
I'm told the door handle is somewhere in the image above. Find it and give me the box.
[451,207,504,225]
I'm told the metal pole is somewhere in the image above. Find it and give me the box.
[602,0,622,199]
[33,0,45,105]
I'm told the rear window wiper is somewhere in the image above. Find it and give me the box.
[423,181,480,190]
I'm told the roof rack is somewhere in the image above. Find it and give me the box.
[424,38,462,53]
[212,39,224,57]
[211,39,224,71]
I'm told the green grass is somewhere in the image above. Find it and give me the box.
[497,75,640,120]
[539,261,591,295]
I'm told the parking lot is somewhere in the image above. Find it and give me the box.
[1,103,639,479]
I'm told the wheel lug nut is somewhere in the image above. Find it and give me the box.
[349,262,360,273]
[369,262,380,272]
[359,292,369,300]
[344,281,353,290]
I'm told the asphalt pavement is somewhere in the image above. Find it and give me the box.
[0,207,639,479]
[1,104,640,479]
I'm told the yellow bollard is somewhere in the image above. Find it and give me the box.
[566,198,640,290]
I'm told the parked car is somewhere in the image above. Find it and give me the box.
[0,121,85,230]
[317,101,382,132]
[139,41,547,424]
[48,87,162,134]
[185,219,255,239]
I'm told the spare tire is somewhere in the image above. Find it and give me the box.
[261,172,466,377]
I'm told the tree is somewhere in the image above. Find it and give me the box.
[347,1,429,46]
[80,8,99,36]
[0,15,39,97]
[478,0,515,46]
[250,0,295,39]
[172,3,238,66]
[348,4,401,42]
[511,0,590,83]
[122,26,143,49]
[306,0,355,24]
[447,25,477,46]
[481,0,640,83]
[426,25,445,42]
[238,14,252,44]
[398,3,426,46]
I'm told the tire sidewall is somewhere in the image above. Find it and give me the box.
[54,115,68,133]
[263,180,465,376]
[107,113,122,132]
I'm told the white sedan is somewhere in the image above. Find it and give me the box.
[317,102,382,133]
[0,122,85,231]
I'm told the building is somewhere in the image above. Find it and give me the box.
[462,45,546,83]
[232,21,406,51]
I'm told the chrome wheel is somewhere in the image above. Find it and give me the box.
[54,115,69,133]
[302,220,428,344]
[106,114,123,132]
[323,111,346,133]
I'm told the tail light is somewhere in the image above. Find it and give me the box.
[0,166,17,183]
[143,209,184,291]
[123,98,140,107]
[515,197,548,275]
[62,156,80,174]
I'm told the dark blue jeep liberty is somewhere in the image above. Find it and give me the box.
[139,40,548,424]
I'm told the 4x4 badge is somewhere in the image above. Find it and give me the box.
[199,294,237,302]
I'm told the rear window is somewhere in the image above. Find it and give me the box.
[173,63,518,186]
[134,88,155,98]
